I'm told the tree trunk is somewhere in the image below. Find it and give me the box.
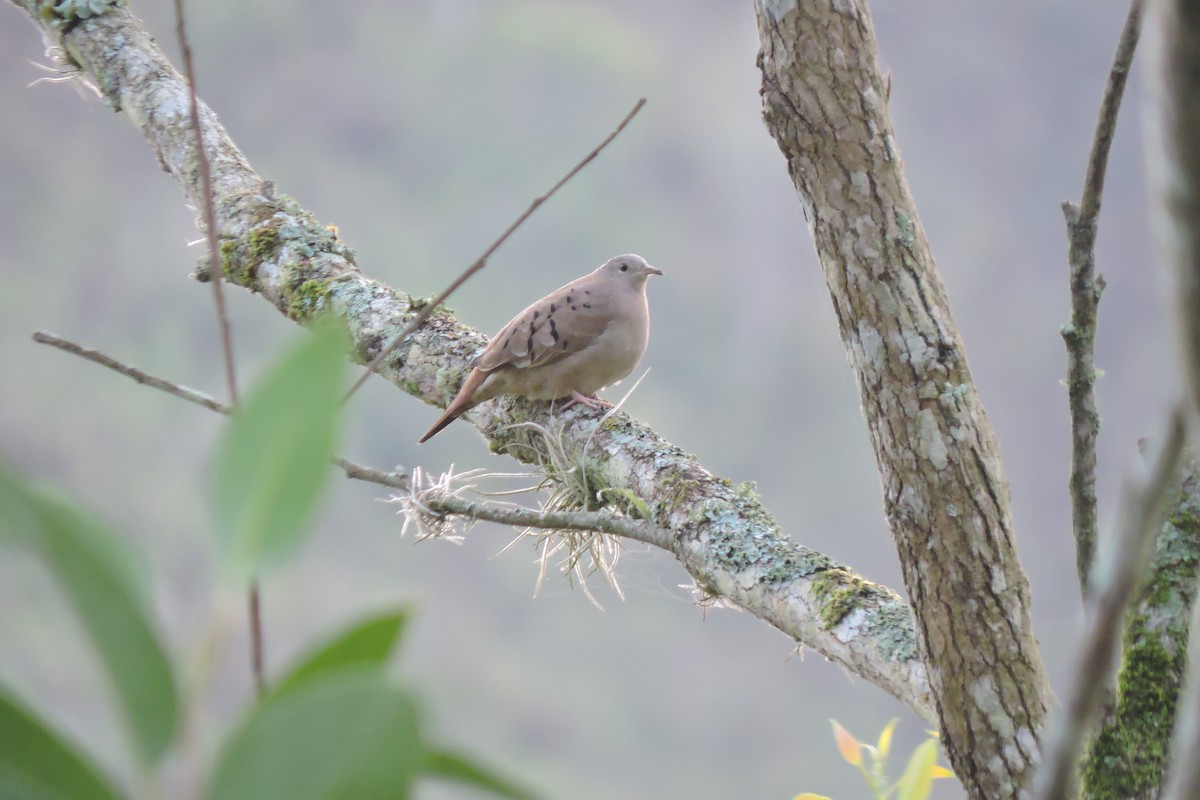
[752,1,1052,796]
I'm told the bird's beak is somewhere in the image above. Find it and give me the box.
[644,265,664,276]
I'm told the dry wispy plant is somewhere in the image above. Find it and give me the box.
[391,372,653,608]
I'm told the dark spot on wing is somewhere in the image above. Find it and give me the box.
[549,319,559,341]
[571,305,577,311]
[566,295,573,303]
[533,310,539,319]
[584,289,591,295]
[562,340,569,350]
[582,303,591,309]
[526,335,534,354]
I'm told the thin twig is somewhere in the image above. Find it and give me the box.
[342,98,647,403]
[174,0,257,695]
[1033,403,1187,800]
[31,331,408,493]
[247,584,264,696]
[416,494,674,551]
[173,0,238,409]
[1061,0,1144,595]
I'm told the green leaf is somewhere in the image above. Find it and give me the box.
[212,320,347,577]
[0,462,177,766]
[207,671,423,800]
[0,685,124,800]
[895,739,940,800]
[33,497,178,764]
[0,461,39,545]
[272,610,409,699]
[423,749,538,800]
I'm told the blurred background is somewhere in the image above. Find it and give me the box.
[0,1,1170,798]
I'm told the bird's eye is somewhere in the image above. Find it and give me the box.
[619,263,629,272]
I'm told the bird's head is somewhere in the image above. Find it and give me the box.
[598,254,663,287]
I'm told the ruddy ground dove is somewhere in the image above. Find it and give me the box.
[418,254,662,443]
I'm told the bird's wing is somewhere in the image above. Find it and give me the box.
[474,279,612,372]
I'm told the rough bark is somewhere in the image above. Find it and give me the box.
[752,1,1052,797]
[9,2,939,720]
[1083,460,1200,800]
[1147,0,1200,797]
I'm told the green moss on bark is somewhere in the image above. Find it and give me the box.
[1083,466,1200,799]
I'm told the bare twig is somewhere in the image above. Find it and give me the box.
[31,331,408,493]
[1061,0,1144,594]
[403,492,674,551]
[173,0,237,410]
[1033,404,1187,800]
[173,0,258,696]
[342,98,647,403]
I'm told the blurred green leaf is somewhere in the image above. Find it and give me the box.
[0,684,124,800]
[0,460,39,545]
[272,610,409,699]
[212,321,347,577]
[423,748,538,800]
[0,462,177,765]
[895,738,940,800]
[207,671,422,800]
[33,498,178,764]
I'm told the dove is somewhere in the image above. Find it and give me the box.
[418,254,662,443]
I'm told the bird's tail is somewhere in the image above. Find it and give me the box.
[417,369,486,443]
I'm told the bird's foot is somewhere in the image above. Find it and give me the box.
[559,390,614,411]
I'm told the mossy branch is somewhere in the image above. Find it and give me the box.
[1033,407,1187,800]
[1083,457,1200,799]
[11,1,936,721]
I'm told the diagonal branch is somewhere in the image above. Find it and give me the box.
[10,1,936,721]
[1061,0,1144,594]
[1147,0,1200,794]
[1033,406,1187,800]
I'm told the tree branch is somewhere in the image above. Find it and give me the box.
[1083,456,1200,799]
[1146,0,1200,794]
[1061,0,1143,594]
[31,331,409,492]
[1033,405,1187,800]
[11,1,936,721]
[752,1,1050,796]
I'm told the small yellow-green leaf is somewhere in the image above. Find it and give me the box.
[929,765,955,780]
[896,739,940,800]
[212,320,347,578]
[877,718,899,761]
[830,719,862,766]
[793,794,833,800]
